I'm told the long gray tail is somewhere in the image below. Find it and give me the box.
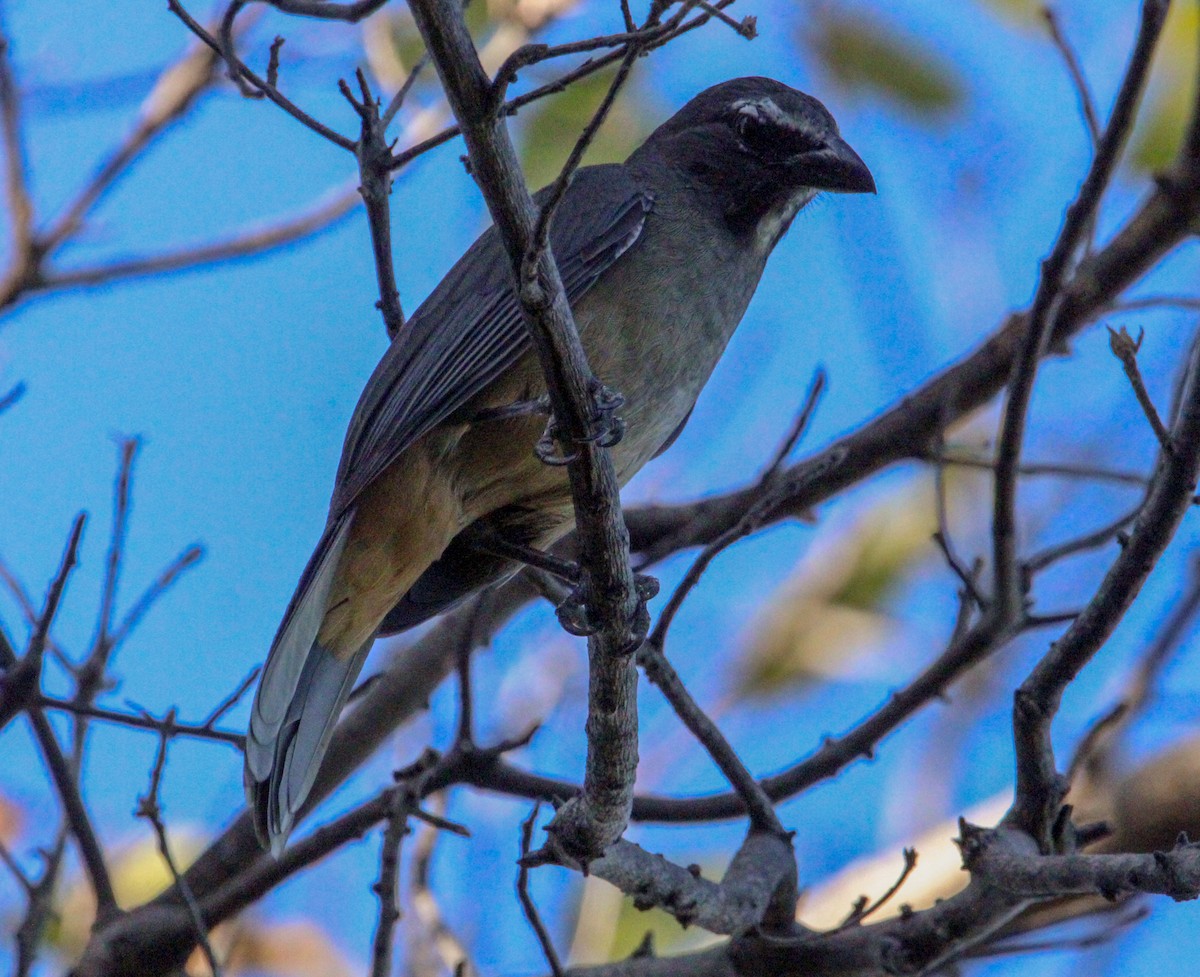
[244,515,371,853]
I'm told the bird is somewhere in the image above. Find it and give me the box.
[245,76,875,850]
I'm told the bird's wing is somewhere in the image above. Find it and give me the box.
[330,164,653,515]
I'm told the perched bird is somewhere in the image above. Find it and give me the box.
[246,76,874,849]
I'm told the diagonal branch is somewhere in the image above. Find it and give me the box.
[990,0,1169,623]
[1009,325,1200,844]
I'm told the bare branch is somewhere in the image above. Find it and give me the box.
[202,665,261,728]
[107,544,204,651]
[0,515,120,920]
[1025,501,1142,574]
[38,39,220,256]
[35,182,358,300]
[518,806,564,977]
[408,0,647,867]
[135,714,222,976]
[35,695,245,747]
[834,847,918,930]
[1109,324,1172,448]
[0,28,34,259]
[638,642,784,837]
[1011,324,1200,844]
[0,380,24,414]
[370,791,410,977]
[587,832,797,935]
[992,0,1168,623]
[168,0,354,149]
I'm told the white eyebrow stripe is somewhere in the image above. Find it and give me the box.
[730,96,810,135]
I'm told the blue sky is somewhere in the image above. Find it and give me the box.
[2,1,1200,974]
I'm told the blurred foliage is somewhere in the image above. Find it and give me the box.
[1131,3,1198,172]
[51,829,210,957]
[568,866,722,965]
[800,8,965,119]
[361,0,653,188]
[733,467,982,699]
[43,830,355,976]
[974,0,1047,29]
[0,789,22,845]
[519,69,655,189]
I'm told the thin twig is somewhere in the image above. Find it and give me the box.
[991,0,1168,623]
[638,641,784,835]
[0,839,33,893]
[0,380,24,414]
[369,790,410,977]
[13,828,66,977]
[757,368,827,484]
[921,451,1148,487]
[1011,319,1200,846]
[1043,6,1102,146]
[35,695,245,746]
[933,429,988,608]
[0,555,73,672]
[1106,295,1200,314]
[0,28,34,259]
[834,848,918,930]
[517,805,563,977]
[202,665,261,728]
[33,181,356,302]
[407,794,478,977]
[107,544,204,651]
[136,714,222,976]
[1025,501,1142,573]
[169,0,355,149]
[341,67,408,339]
[388,0,743,172]
[1109,324,1172,448]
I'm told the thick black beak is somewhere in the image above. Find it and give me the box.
[797,135,876,194]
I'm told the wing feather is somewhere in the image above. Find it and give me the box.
[330,166,653,515]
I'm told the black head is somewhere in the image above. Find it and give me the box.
[632,77,874,243]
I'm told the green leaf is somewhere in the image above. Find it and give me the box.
[805,11,965,118]
[518,71,654,189]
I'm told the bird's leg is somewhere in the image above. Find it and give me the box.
[535,378,626,466]
[460,394,552,425]
[471,528,659,645]
[473,531,580,585]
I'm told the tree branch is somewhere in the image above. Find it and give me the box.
[1009,324,1200,844]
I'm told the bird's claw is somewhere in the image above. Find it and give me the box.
[555,572,659,648]
[583,381,626,448]
[535,424,580,466]
[555,590,598,636]
[532,381,626,465]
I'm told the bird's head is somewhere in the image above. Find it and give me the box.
[633,77,875,248]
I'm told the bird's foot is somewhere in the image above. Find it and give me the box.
[583,380,626,449]
[534,379,626,466]
[554,571,659,650]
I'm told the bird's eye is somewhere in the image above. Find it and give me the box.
[734,112,776,154]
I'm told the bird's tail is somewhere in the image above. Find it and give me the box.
[244,514,371,853]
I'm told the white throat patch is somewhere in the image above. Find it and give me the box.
[756,188,816,253]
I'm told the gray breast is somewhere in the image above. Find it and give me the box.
[572,184,769,479]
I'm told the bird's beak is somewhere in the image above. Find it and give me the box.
[797,136,876,194]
